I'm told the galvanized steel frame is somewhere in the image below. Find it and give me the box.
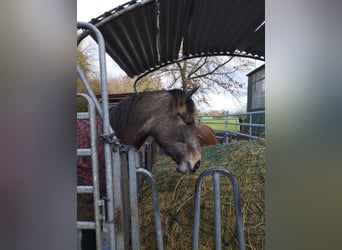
[77,22,164,250]
[76,93,103,250]
[77,21,118,250]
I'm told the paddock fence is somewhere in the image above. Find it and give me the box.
[197,111,265,144]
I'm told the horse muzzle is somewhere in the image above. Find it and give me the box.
[176,160,201,174]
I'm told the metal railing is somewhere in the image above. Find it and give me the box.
[76,93,103,250]
[197,110,265,143]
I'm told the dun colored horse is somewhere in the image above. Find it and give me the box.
[77,88,201,250]
[196,124,218,146]
[109,88,201,173]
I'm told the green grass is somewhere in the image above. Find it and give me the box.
[197,117,240,131]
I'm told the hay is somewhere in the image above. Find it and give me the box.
[138,141,265,250]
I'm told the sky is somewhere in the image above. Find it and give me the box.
[77,0,263,112]
[77,0,128,22]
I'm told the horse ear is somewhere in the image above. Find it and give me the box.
[186,86,199,98]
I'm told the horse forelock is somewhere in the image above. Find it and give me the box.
[168,89,197,124]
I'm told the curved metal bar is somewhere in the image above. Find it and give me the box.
[77,21,117,250]
[137,168,164,250]
[192,167,245,250]
[77,64,103,118]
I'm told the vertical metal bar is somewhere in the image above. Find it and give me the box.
[213,173,221,250]
[112,150,125,249]
[77,21,116,250]
[77,93,102,250]
[128,149,141,250]
[225,111,229,144]
[248,114,252,142]
[120,153,130,248]
[230,179,245,250]
[88,95,102,250]
[136,168,164,250]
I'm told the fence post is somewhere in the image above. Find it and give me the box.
[248,113,252,141]
[225,111,229,144]
[197,117,202,124]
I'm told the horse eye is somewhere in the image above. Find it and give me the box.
[176,114,194,126]
[186,120,194,126]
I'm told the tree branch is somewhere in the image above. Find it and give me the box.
[190,56,234,80]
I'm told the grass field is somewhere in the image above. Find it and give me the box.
[197,117,240,131]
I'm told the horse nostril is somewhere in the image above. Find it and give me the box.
[194,160,201,170]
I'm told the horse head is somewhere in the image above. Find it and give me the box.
[150,114,201,174]
[109,87,201,173]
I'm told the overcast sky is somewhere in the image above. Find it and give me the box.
[77,0,262,112]
[77,0,128,22]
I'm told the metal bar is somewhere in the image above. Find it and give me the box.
[128,150,141,250]
[112,150,125,249]
[217,130,259,140]
[192,167,245,250]
[137,168,164,250]
[77,92,103,250]
[120,154,131,248]
[248,114,252,142]
[226,122,265,128]
[196,111,265,143]
[77,186,94,194]
[77,148,92,157]
[88,94,103,250]
[77,21,116,250]
[197,110,265,119]
[77,112,90,119]
[213,173,222,250]
[77,64,103,119]
[195,121,264,128]
[77,221,96,230]
[225,111,229,144]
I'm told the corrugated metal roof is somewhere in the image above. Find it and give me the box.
[87,0,264,78]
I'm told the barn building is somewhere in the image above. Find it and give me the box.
[246,64,265,136]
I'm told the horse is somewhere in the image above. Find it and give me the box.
[109,88,201,173]
[196,124,218,146]
[77,88,201,249]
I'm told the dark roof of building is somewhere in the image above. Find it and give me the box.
[81,0,264,78]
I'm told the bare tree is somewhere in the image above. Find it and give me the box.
[107,74,162,94]
[77,43,99,111]
[147,56,259,105]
